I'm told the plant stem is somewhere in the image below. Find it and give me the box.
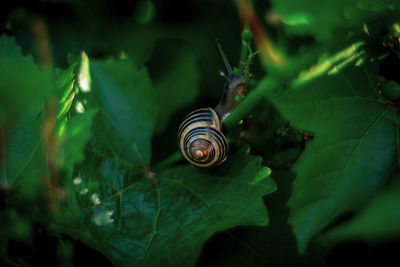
[224,76,281,129]
[239,40,249,74]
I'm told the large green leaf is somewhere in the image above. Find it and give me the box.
[0,36,51,186]
[197,171,327,267]
[61,109,97,169]
[90,57,158,167]
[53,53,97,174]
[53,54,275,266]
[0,101,44,186]
[266,47,397,252]
[0,36,53,244]
[0,36,51,117]
[271,0,400,41]
[56,146,275,266]
[325,178,400,242]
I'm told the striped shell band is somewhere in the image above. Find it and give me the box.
[178,108,228,168]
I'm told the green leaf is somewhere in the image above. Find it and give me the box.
[62,109,97,169]
[54,146,276,266]
[0,208,32,242]
[50,52,276,266]
[197,171,327,267]
[266,51,397,252]
[90,57,158,167]
[53,53,97,172]
[0,101,43,186]
[325,178,400,242]
[1,138,48,243]
[0,36,51,186]
[271,0,400,41]
[0,36,51,118]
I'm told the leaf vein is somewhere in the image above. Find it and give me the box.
[329,108,389,198]
[140,182,161,262]
[162,178,210,207]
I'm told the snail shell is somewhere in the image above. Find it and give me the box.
[177,40,246,168]
[178,108,228,168]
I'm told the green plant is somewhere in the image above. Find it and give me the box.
[1,0,400,266]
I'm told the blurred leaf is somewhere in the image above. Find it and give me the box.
[53,59,79,138]
[122,24,161,67]
[150,39,200,134]
[325,177,400,242]
[0,44,97,263]
[0,139,48,246]
[0,208,32,242]
[0,102,43,186]
[78,52,92,93]
[0,36,51,118]
[381,80,400,102]
[271,0,400,41]
[53,53,97,172]
[134,0,156,24]
[266,53,397,252]
[90,57,158,167]
[54,146,276,266]
[0,36,51,186]
[62,109,97,170]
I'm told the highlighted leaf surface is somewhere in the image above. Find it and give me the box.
[267,57,397,252]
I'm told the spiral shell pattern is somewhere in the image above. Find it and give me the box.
[178,108,228,168]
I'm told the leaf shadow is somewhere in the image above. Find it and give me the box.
[196,170,327,266]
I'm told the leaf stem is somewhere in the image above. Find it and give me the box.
[238,32,251,74]
[224,76,281,129]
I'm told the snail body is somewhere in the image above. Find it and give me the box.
[177,41,246,168]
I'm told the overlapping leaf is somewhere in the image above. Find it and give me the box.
[0,36,51,187]
[53,53,97,174]
[266,46,398,252]
[57,146,275,266]
[90,57,157,167]
[0,37,98,250]
[0,36,49,245]
[0,36,52,118]
[325,178,400,242]
[54,55,276,266]
[197,171,327,267]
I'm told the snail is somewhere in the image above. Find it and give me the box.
[177,40,246,168]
